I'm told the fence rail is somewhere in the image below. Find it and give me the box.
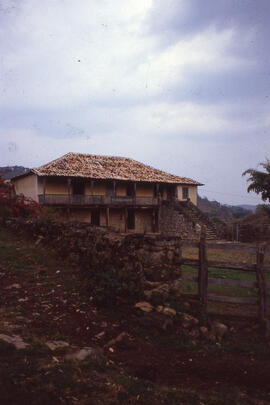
[180,230,270,321]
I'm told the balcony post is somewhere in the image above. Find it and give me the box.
[113,180,116,197]
[106,207,110,227]
[67,178,71,203]
[155,182,159,197]
[133,182,136,203]
[157,207,160,233]
[124,207,127,233]
[42,177,46,203]
[90,180,94,195]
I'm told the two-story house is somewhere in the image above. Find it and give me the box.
[12,152,204,235]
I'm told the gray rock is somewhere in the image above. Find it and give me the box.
[0,334,29,349]
[65,347,103,362]
[5,283,21,290]
[137,312,173,331]
[211,321,228,341]
[46,341,69,351]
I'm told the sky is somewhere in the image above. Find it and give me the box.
[0,0,270,205]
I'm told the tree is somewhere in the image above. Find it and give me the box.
[242,159,270,202]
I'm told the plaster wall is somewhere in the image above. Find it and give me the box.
[116,183,127,197]
[177,185,197,205]
[13,174,38,202]
[136,183,154,197]
[45,178,69,195]
[109,208,126,232]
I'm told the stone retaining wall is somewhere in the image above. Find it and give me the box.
[160,201,198,239]
[5,218,182,284]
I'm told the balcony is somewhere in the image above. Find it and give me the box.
[38,194,159,207]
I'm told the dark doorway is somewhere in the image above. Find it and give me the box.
[127,209,135,230]
[72,180,85,195]
[167,185,177,200]
[91,209,100,226]
[126,182,134,197]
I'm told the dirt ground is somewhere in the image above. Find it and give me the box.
[0,227,270,404]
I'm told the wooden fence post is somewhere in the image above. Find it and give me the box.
[256,244,266,323]
[198,227,208,312]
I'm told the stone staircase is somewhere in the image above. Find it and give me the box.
[177,200,218,240]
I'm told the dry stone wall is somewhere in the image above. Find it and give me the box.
[4,218,182,284]
[160,201,198,239]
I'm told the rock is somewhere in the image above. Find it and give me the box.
[46,340,69,351]
[65,347,103,362]
[18,297,29,303]
[156,306,176,317]
[5,283,21,290]
[0,334,29,350]
[189,328,200,338]
[211,321,228,341]
[95,331,105,339]
[183,301,191,310]
[208,333,216,343]
[137,312,173,331]
[104,332,128,348]
[135,301,153,313]
[199,326,208,338]
[181,313,199,329]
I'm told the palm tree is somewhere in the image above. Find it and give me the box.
[242,159,270,202]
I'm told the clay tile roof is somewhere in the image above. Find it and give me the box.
[29,153,202,185]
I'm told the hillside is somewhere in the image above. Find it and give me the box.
[198,196,252,222]
[0,166,29,179]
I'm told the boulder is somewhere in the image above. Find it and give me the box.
[135,301,153,313]
[65,347,103,362]
[211,321,228,341]
[46,341,69,351]
[0,334,29,350]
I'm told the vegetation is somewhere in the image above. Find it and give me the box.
[0,173,42,219]
[0,165,29,180]
[198,196,251,222]
[243,158,270,203]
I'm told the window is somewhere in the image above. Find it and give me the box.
[182,187,189,199]
[91,209,100,226]
[127,209,135,229]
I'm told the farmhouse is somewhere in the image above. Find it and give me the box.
[12,152,215,237]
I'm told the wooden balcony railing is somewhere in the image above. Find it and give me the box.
[38,194,159,207]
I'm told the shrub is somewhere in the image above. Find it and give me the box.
[0,173,43,219]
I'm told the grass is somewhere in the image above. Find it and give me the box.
[180,244,270,317]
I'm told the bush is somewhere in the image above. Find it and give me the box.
[0,174,43,219]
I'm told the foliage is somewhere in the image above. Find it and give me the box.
[242,158,270,202]
[255,204,270,219]
[81,264,143,307]
[0,173,42,219]
[198,196,251,222]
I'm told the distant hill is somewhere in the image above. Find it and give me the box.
[235,204,257,212]
[198,196,252,222]
[0,166,29,179]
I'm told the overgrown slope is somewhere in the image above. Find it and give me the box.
[0,226,270,404]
